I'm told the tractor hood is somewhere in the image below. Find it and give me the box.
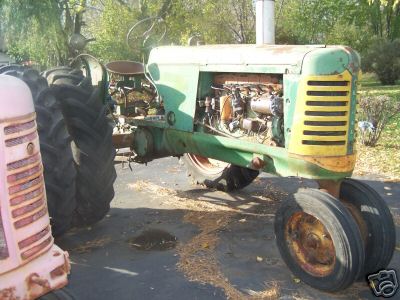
[147,44,360,76]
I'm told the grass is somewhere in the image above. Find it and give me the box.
[354,73,400,180]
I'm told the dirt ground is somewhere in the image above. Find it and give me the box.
[56,157,400,300]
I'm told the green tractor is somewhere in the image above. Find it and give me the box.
[96,13,395,291]
[8,6,392,294]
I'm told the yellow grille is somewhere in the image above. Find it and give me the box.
[289,71,352,156]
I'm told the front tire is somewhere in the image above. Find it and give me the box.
[274,189,365,292]
[340,179,396,278]
[181,153,259,192]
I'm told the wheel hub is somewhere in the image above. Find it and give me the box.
[286,212,336,277]
[304,232,320,249]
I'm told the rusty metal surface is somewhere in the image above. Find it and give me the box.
[285,212,336,277]
[106,61,144,76]
[342,201,369,246]
[0,287,17,299]
[289,153,356,174]
[26,272,51,299]
[317,180,341,199]
[251,157,265,169]
[112,133,133,149]
[149,44,325,68]
[186,154,228,176]
[214,73,282,89]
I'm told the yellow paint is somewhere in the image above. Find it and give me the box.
[289,153,357,173]
[288,70,353,156]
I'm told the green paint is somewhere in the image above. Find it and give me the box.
[162,130,351,180]
[148,63,199,132]
[283,74,301,148]
[198,72,214,99]
[348,73,358,154]
[302,48,350,75]
[199,64,299,75]
[133,45,361,181]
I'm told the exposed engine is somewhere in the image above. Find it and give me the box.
[195,73,285,146]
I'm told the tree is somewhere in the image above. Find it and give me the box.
[275,0,367,45]
[370,0,400,40]
[86,0,140,62]
[0,0,88,68]
[164,0,255,45]
[364,38,400,84]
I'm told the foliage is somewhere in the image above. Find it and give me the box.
[275,0,366,45]
[0,0,90,67]
[368,0,400,40]
[164,0,255,45]
[0,0,398,75]
[363,39,400,84]
[358,93,400,146]
[86,0,141,62]
[355,75,400,178]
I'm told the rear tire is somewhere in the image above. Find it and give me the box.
[0,66,76,236]
[340,179,396,278]
[45,67,117,227]
[274,189,365,292]
[181,153,259,192]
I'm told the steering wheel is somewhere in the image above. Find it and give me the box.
[126,17,167,51]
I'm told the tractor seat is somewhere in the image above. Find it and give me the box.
[106,60,145,76]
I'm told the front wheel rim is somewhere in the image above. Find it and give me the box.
[285,212,336,277]
[186,154,229,176]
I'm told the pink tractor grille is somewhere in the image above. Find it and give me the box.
[0,75,70,300]
[4,114,53,261]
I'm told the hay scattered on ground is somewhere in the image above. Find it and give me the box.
[71,237,111,254]
[129,180,281,299]
[392,212,400,227]
[177,211,279,300]
[128,180,238,212]
[128,180,283,299]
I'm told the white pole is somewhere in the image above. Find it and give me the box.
[256,0,275,45]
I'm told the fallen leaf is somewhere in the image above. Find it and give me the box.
[293,277,301,284]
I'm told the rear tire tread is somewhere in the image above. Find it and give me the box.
[45,67,117,227]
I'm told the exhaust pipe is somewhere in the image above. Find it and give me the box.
[256,0,275,45]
